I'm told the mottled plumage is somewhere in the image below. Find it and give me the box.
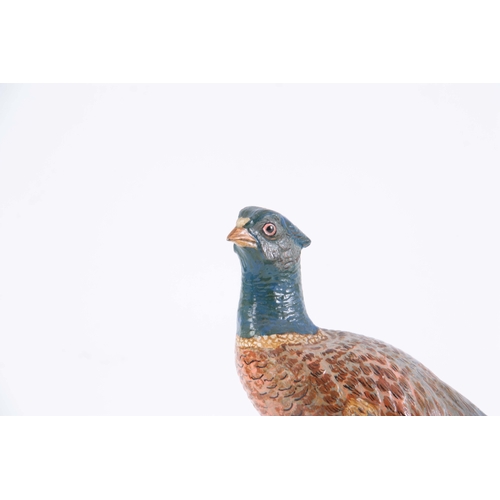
[236,329,483,416]
[228,206,485,416]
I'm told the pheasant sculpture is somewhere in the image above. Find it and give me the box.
[227,206,485,416]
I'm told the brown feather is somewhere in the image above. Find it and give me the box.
[236,329,484,416]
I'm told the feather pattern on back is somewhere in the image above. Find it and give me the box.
[236,329,484,416]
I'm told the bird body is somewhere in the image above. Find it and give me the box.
[236,329,483,416]
[227,206,485,416]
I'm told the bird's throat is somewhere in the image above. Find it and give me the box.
[237,261,317,338]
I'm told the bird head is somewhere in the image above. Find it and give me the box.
[227,206,311,273]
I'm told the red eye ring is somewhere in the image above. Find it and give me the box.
[262,223,277,237]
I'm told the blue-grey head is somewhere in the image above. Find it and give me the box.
[227,206,316,337]
[226,206,311,274]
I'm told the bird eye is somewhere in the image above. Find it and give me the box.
[262,223,277,237]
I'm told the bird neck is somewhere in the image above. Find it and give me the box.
[237,260,317,338]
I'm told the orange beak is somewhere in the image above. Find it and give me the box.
[227,227,258,249]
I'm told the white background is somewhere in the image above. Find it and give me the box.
[0,84,499,415]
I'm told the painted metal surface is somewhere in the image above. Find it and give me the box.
[228,206,485,416]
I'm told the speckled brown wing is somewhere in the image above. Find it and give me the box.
[236,329,485,416]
